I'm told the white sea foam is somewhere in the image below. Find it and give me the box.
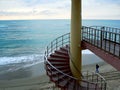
[0,54,44,65]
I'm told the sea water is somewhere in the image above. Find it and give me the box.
[0,19,120,74]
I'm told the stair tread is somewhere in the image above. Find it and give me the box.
[57,78,72,88]
[48,69,71,75]
[60,47,69,52]
[56,65,70,69]
[55,50,68,55]
[52,74,67,81]
[48,57,69,61]
[50,61,69,65]
[50,53,69,58]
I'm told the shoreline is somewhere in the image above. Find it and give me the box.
[0,60,116,81]
[0,62,120,90]
[0,53,104,80]
[0,62,45,80]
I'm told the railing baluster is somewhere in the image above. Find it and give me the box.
[87,82,89,90]
[108,32,111,52]
[62,35,63,47]
[47,46,48,57]
[119,34,120,58]
[51,42,53,53]
[94,29,96,46]
[104,31,107,50]
[100,30,103,48]
[97,30,99,47]
[101,78,103,90]
[92,28,94,45]
[56,39,58,50]
[89,28,91,42]
[113,34,116,55]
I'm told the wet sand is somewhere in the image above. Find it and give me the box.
[0,61,119,90]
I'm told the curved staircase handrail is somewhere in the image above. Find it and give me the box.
[44,33,77,79]
[44,32,99,84]
[45,33,70,56]
[44,26,108,89]
[45,57,77,80]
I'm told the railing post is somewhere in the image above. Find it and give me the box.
[92,72,94,82]
[108,32,111,52]
[87,71,88,80]
[104,31,107,50]
[89,28,90,42]
[69,33,70,44]
[95,83,97,90]
[100,30,103,48]
[113,34,116,55]
[51,42,53,53]
[57,71,59,87]
[47,46,48,57]
[101,78,103,90]
[62,35,64,47]
[87,82,89,90]
[104,82,107,90]
[56,39,58,50]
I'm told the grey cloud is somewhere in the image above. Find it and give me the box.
[0,10,32,16]
[39,10,56,15]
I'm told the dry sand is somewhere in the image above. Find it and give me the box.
[0,61,119,90]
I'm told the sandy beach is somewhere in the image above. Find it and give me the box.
[0,61,120,90]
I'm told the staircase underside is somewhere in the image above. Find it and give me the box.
[82,41,120,71]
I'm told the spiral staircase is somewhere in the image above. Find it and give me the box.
[44,27,108,90]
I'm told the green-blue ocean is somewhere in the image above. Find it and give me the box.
[0,19,120,75]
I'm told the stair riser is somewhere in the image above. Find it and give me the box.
[51,63,69,66]
[46,65,70,70]
[55,51,68,56]
[56,67,70,71]
[47,69,70,76]
[51,75,69,83]
[50,55,69,59]
[48,59,69,62]
[60,48,68,52]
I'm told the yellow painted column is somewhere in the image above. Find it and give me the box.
[70,0,82,79]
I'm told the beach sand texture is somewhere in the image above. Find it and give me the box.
[0,61,120,90]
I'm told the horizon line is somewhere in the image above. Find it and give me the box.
[0,18,120,21]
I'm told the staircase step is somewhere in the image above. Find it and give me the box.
[52,74,66,82]
[50,53,69,59]
[55,50,68,56]
[47,66,70,76]
[57,77,72,88]
[60,47,69,52]
[67,79,76,90]
[56,65,70,70]
[45,45,98,90]
[50,61,69,66]
[48,57,69,62]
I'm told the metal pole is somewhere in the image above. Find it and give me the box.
[70,0,82,79]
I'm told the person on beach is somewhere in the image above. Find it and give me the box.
[96,64,99,73]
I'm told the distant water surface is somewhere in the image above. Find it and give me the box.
[0,19,120,74]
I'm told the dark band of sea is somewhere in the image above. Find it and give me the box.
[0,19,120,80]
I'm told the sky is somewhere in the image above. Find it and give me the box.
[0,0,120,20]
